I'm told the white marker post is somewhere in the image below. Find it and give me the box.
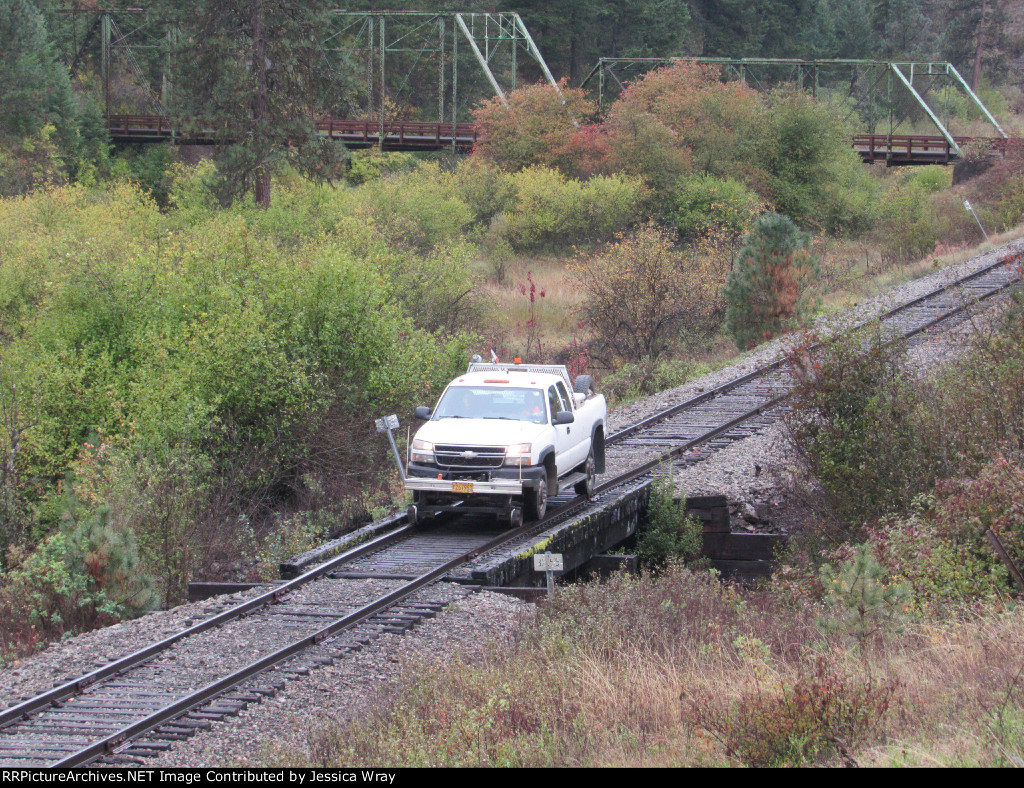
[533,552,563,596]
[375,414,405,480]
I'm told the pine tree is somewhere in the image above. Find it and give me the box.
[724,211,820,350]
[167,0,347,208]
[0,0,75,141]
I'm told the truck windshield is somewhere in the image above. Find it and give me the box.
[433,386,547,425]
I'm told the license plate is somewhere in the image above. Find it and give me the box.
[452,481,474,494]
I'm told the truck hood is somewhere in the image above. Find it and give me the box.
[414,418,547,447]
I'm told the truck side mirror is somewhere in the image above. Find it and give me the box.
[553,410,575,425]
[414,406,432,420]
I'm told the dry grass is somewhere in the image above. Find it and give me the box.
[294,567,1024,767]
[479,256,585,362]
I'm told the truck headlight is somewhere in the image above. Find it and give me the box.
[504,442,532,467]
[411,438,434,464]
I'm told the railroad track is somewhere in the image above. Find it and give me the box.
[599,248,1024,486]
[2,245,1021,767]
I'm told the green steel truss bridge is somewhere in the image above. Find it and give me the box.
[582,57,1011,164]
[50,8,1012,165]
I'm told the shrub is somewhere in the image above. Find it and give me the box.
[0,181,478,606]
[451,158,516,225]
[672,173,761,240]
[471,81,597,173]
[503,166,642,252]
[350,162,475,252]
[909,166,952,193]
[873,175,941,263]
[751,89,876,234]
[692,657,895,767]
[724,212,820,349]
[601,356,712,404]
[600,110,693,195]
[783,327,922,527]
[785,279,1024,539]
[344,148,416,185]
[0,126,67,196]
[637,467,702,570]
[0,508,157,661]
[573,223,730,363]
[606,61,758,178]
[867,506,1008,611]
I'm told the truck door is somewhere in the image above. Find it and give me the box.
[555,380,588,469]
[548,385,574,486]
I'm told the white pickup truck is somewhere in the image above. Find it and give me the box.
[404,362,607,525]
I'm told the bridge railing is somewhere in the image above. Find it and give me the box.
[104,115,480,150]
[315,119,479,150]
[852,134,968,163]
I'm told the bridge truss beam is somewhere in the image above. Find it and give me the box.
[581,57,1008,154]
[50,8,560,147]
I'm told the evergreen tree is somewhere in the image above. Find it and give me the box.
[168,0,346,208]
[518,0,691,80]
[724,211,820,350]
[939,0,1019,87]
[0,0,75,141]
[869,0,933,59]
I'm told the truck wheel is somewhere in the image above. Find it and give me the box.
[525,477,548,521]
[574,451,596,498]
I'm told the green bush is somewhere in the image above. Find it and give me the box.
[0,180,477,604]
[503,166,643,252]
[344,148,416,185]
[909,166,951,193]
[868,507,1008,612]
[752,90,877,235]
[672,173,760,239]
[874,175,941,263]
[785,283,1024,545]
[0,508,157,661]
[783,327,924,527]
[637,467,702,570]
[602,356,712,404]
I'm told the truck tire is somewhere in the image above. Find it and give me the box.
[525,477,548,521]
[573,374,594,396]
[574,451,596,498]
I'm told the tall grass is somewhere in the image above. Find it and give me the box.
[288,565,1024,767]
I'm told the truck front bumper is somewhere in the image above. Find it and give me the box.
[404,462,545,497]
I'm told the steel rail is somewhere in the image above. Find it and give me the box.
[598,252,1021,494]
[606,251,1022,447]
[0,523,418,731]
[50,520,536,767]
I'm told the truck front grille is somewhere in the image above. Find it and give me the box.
[434,444,506,469]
